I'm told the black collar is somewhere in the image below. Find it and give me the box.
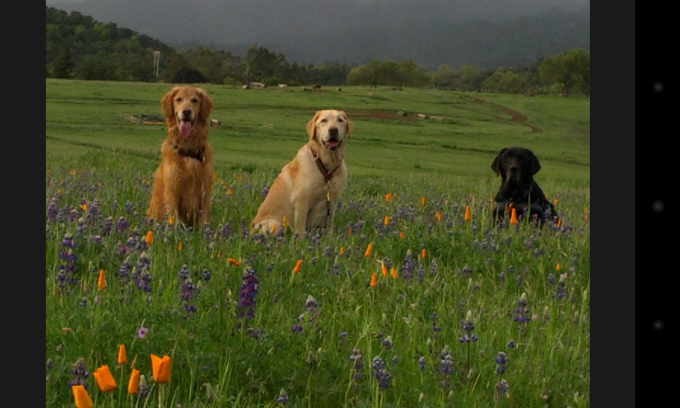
[173,144,205,162]
[309,148,339,182]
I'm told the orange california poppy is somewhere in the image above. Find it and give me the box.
[97,270,106,291]
[72,384,93,408]
[127,369,140,394]
[117,344,127,365]
[150,354,172,383]
[93,365,117,392]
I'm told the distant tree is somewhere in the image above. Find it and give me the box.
[481,68,528,94]
[538,48,590,96]
[52,46,74,78]
[457,65,489,92]
[431,65,458,89]
[171,67,207,84]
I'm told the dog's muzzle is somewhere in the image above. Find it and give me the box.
[177,111,195,137]
[324,138,342,150]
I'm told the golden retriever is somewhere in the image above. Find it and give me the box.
[251,109,354,236]
[147,86,214,227]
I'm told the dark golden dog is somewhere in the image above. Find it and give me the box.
[147,86,214,227]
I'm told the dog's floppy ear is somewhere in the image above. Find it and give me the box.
[161,87,178,121]
[528,150,541,175]
[306,111,320,140]
[197,88,213,121]
[343,112,354,138]
[491,148,507,176]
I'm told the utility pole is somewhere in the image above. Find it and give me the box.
[153,51,160,81]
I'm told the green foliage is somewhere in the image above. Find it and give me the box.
[481,68,529,94]
[171,67,208,84]
[346,59,430,87]
[538,48,590,96]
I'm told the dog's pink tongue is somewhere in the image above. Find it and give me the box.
[179,121,192,137]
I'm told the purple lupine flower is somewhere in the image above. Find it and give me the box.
[118,257,132,283]
[221,223,232,240]
[513,293,530,323]
[237,266,259,320]
[240,218,248,238]
[266,263,274,272]
[101,216,113,236]
[495,352,508,375]
[439,348,453,375]
[496,379,510,397]
[291,324,303,333]
[416,262,425,282]
[47,197,58,222]
[383,257,392,269]
[276,388,289,404]
[124,200,133,213]
[459,311,478,343]
[329,262,340,275]
[305,295,318,312]
[129,253,152,293]
[371,356,392,389]
[115,216,129,233]
[61,233,76,249]
[381,336,393,349]
[202,269,211,282]
[555,274,567,299]
[67,358,89,389]
[507,340,516,349]
[401,250,417,279]
[430,257,438,275]
[417,356,426,371]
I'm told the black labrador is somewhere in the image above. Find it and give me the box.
[490,147,559,228]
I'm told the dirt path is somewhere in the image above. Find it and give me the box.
[459,95,542,133]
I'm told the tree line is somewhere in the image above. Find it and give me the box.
[46,6,589,96]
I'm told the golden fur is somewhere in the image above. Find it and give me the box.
[147,86,214,227]
[251,109,354,236]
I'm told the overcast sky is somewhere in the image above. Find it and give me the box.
[47,0,589,46]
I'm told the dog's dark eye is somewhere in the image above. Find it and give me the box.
[320,119,328,123]
[175,97,182,102]
[191,98,198,103]
[337,118,344,122]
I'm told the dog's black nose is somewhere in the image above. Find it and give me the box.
[509,166,519,173]
[329,126,338,136]
[181,109,192,119]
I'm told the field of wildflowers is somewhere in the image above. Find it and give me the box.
[46,80,589,407]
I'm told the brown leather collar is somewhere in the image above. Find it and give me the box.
[309,148,338,181]
[173,144,205,162]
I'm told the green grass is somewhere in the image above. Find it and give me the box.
[46,79,590,408]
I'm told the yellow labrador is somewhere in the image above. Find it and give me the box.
[251,109,354,236]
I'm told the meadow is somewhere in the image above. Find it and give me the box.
[46,79,590,407]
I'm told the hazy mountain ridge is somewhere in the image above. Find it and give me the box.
[48,0,589,69]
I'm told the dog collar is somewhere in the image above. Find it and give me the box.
[309,148,338,182]
[173,144,205,162]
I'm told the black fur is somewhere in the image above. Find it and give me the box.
[490,147,559,228]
